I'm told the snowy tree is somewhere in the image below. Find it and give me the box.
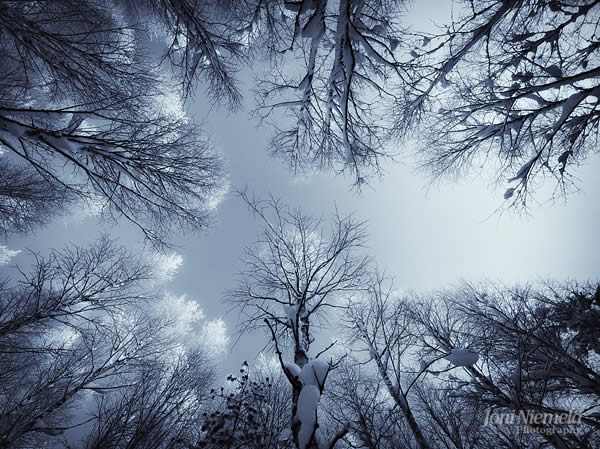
[400,0,600,207]
[117,0,248,105]
[0,236,150,339]
[343,277,600,449]
[82,350,214,449]
[228,193,370,449]
[345,273,433,449]
[410,282,600,449]
[249,0,600,201]
[253,0,407,187]
[323,360,412,449]
[0,0,228,247]
[411,382,501,449]
[0,237,215,449]
[5,0,599,210]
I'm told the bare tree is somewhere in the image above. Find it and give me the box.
[400,0,600,206]
[249,0,600,202]
[0,238,198,449]
[345,273,433,449]
[0,158,72,236]
[343,276,600,449]
[324,360,412,449]
[252,0,408,187]
[0,0,227,247]
[0,236,151,340]
[117,0,247,106]
[83,350,214,449]
[228,192,370,449]
[0,314,172,449]
[412,382,498,449]
[410,282,600,449]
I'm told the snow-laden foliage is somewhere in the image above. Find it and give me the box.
[0,0,229,247]
[147,251,184,284]
[0,246,20,266]
[0,238,215,449]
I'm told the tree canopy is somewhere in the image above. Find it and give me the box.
[1,2,598,449]
[3,1,600,247]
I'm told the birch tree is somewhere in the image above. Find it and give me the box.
[345,274,433,449]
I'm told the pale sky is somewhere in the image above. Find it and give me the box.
[3,1,599,375]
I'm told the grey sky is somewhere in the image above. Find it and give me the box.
[3,0,600,376]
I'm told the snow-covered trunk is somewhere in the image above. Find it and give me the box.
[323,0,355,164]
[290,302,309,367]
[294,359,330,449]
[286,301,334,449]
[338,0,354,164]
[291,383,302,449]
[298,0,327,137]
[291,300,313,449]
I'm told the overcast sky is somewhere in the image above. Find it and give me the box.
[3,0,600,376]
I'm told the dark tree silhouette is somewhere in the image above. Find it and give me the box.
[252,0,407,187]
[0,0,227,247]
[117,0,247,105]
[250,0,600,201]
[228,193,370,449]
[0,237,215,449]
[198,361,293,449]
[401,0,600,206]
[324,360,412,449]
[409,282,600,449]
[0,159,72,235]
[83,350,214,449]
[339,277,600,449]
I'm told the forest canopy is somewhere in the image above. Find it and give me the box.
[0,1,599,449]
